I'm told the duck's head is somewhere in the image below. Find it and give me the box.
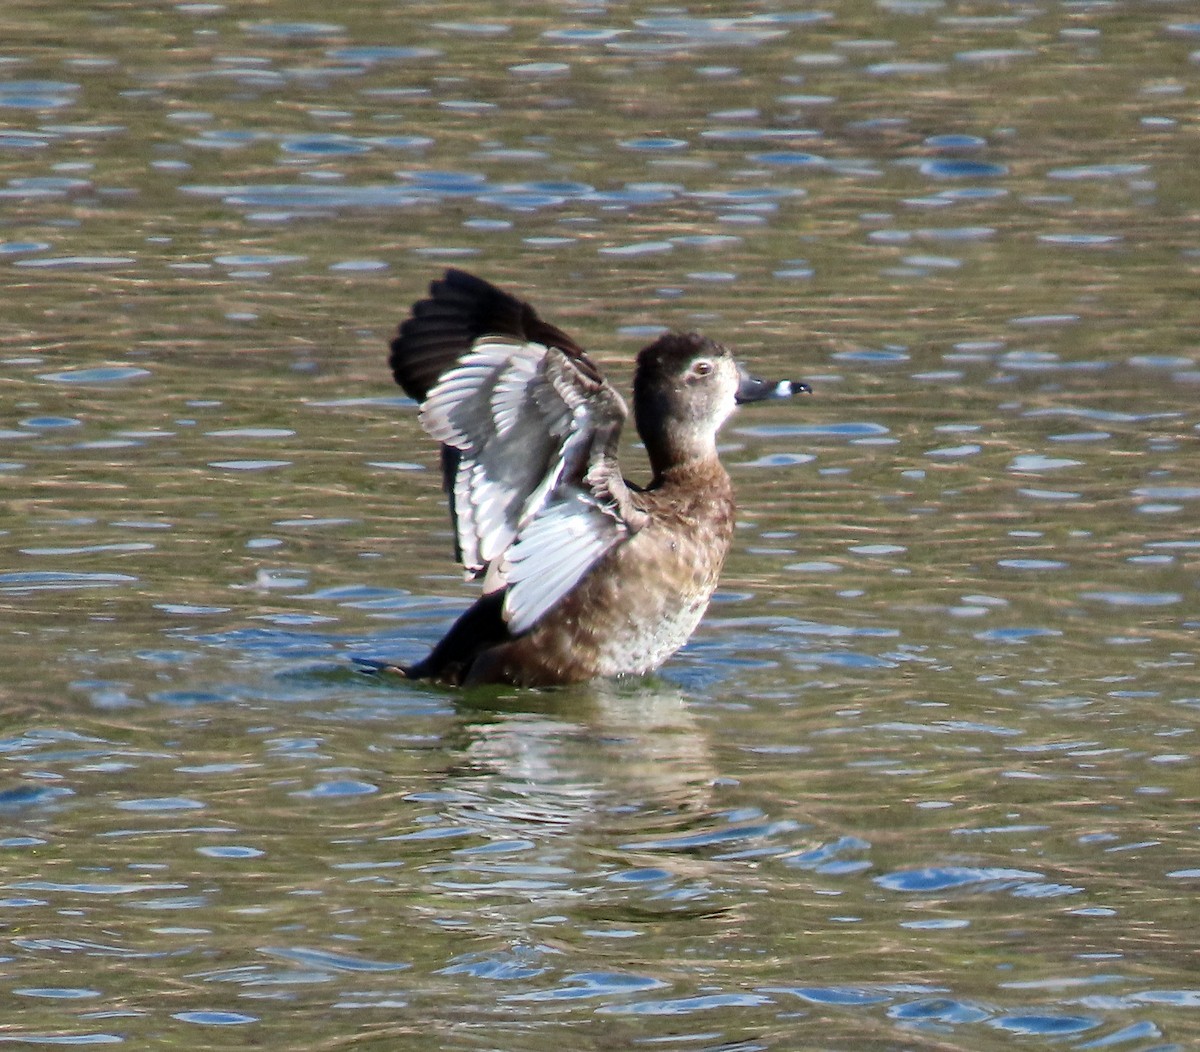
[633,332,807,476]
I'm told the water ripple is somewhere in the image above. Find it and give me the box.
[599,991,773,1015]
[889,996,991,1024]
[875,866,1047,893]
[768,984,892,1006]
[261,946,409,973]
[1079,591,1180,607]
[991,1013,1100,1036]
[172,1011,257,1026]
[12,880,188,896]
[38,367,150,384]
[0,571,138,593]
[507,971,667,1002]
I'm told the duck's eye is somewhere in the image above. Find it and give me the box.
[692,360,714,377]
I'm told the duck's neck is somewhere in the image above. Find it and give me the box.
[642,425,721,484]
[648,448,730,492]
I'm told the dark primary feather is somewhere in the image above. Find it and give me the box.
[389,268,599,401]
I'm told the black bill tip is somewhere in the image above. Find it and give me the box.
[735,369,813,404]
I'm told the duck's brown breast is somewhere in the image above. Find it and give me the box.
[467,461,735,686]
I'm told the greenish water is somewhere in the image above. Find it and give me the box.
[1,2,1198,1048]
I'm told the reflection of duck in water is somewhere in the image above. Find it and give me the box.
[448,681,717,831]
[376,269,806,688]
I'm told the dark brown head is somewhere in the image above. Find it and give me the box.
[633,332,805,478]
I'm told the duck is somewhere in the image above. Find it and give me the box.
[373,268,807,688]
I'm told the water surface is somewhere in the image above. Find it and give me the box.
[2,1,1198,1048]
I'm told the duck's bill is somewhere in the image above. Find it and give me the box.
[735,367,812,404]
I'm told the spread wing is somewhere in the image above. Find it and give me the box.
[391,271,648,634]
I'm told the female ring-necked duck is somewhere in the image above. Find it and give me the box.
[374,268,807,687]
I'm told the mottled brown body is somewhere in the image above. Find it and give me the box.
[465,462,735,687]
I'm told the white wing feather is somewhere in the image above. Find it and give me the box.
[422,338,558,573]
[419,335,640,631]
[502,493,625,634]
